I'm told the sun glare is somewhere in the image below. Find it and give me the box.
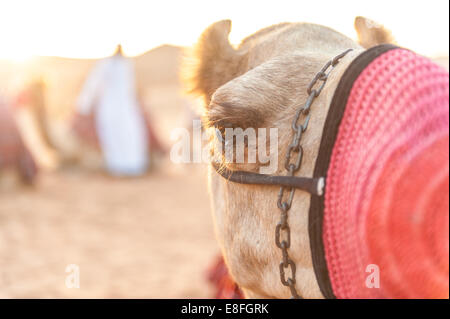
[4,52,35,64]
[0,0,448,60]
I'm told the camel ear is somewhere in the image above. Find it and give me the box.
[354,16,396,49]
[183,20,247,105]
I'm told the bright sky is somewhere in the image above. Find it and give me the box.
[0,0,448,60]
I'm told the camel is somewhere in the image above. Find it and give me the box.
[0,98,38,188]
[183,17,449,298]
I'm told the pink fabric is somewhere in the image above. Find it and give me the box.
[324,49,449,298]
[206,255,244,299]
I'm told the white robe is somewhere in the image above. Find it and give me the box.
[77,55,149,176]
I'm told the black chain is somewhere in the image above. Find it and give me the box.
[276,49,353,299]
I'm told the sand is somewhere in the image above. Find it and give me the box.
[0,164,218,298]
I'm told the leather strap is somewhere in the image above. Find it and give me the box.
[212,162,325,196]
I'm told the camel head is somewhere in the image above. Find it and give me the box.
[183,18,395,298]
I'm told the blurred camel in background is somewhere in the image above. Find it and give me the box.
[0,96,37,188]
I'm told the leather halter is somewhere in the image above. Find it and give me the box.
[212,162,325,196]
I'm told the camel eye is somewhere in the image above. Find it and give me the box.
[214,124,252,152]
[213,120,234,143]
[215,126,226,144]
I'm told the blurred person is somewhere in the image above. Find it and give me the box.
[0,95,38,186]
[75,44,149,176]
